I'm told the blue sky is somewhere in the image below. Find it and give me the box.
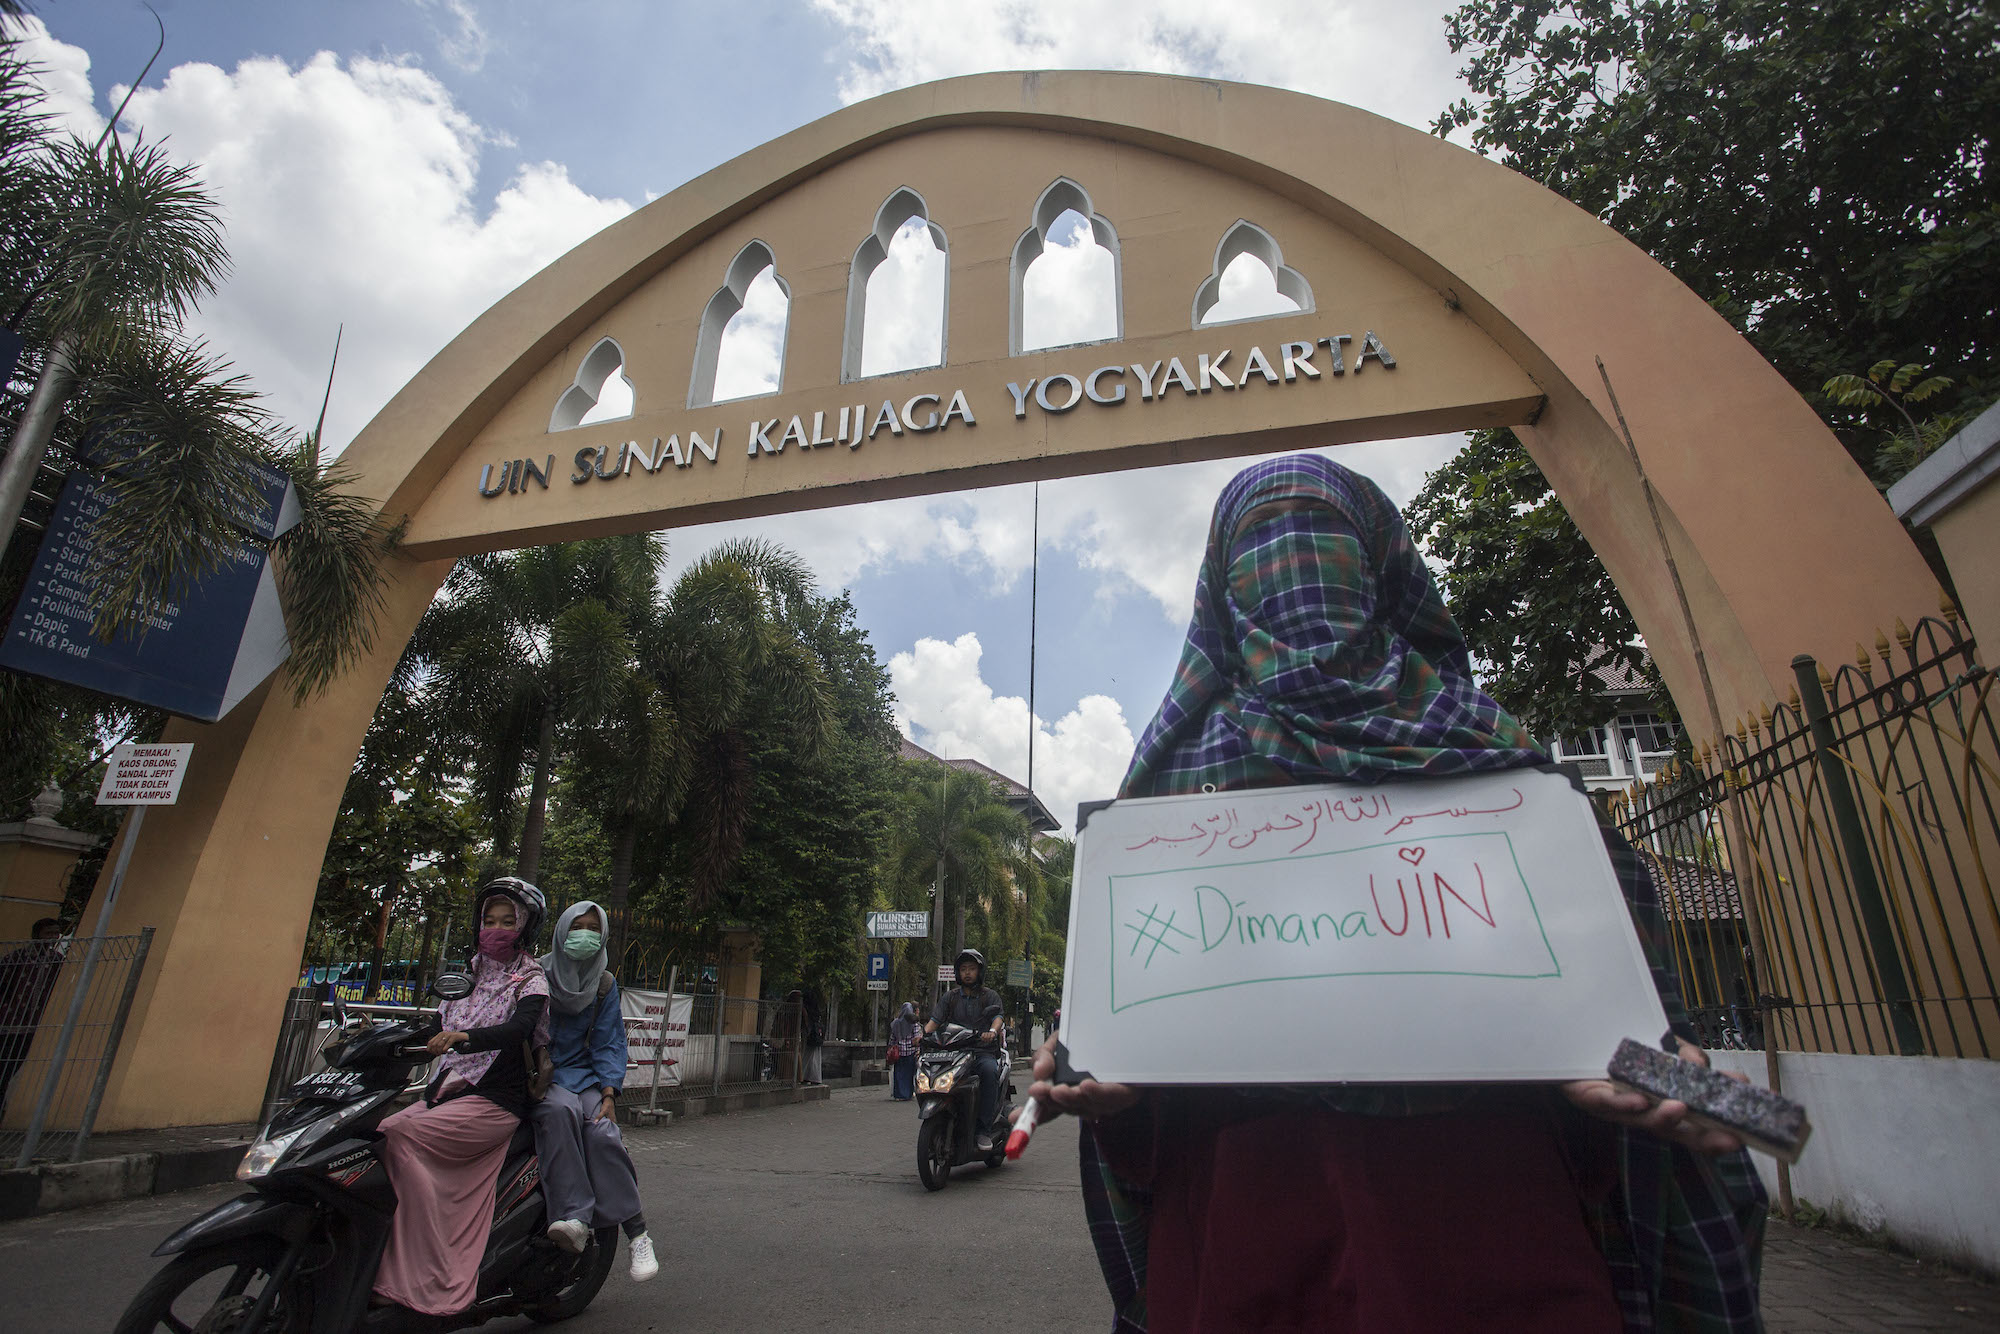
[24,1,1479,826]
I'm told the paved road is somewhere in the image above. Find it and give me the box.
[4,1086,1995,1332]
[0,1085,1110,1332]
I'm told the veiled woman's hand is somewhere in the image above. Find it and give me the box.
[1561,1039,1747,1155]
[426,1029,469,1057]
[1014,1034,1144,1124]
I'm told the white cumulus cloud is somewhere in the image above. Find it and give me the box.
[25,33,632,461]
[859,217,947,376]
[809,0,1467,134]
[14,17,107,141]
[891,631,1135,832]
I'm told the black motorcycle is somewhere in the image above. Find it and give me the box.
[914,1023,1014,1190]
[114,977,617,1333]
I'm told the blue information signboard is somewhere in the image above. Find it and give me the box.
[867,953,890,982]
[0,462,297,721]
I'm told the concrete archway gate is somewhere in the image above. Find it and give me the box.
[70,72,1936,1130]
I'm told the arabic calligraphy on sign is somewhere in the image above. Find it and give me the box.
[1121,787,1529,860]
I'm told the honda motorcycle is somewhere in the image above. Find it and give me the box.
[914,1023,1014,1190]
[114,978,617,1333]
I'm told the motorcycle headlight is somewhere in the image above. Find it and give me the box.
[914,1072,930,1092]
[236,1097,369,1180]
[930,1070,956,1094]
[237,1125,308,1180]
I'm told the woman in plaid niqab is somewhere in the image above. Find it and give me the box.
[1074,454,1767,1334]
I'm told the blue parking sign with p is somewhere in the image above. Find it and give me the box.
[867,953,889,981]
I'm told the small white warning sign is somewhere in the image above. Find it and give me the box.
[95,742,193,805]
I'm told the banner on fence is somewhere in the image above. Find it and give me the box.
[622,988,693,1086]
[1059,769,1670,1084]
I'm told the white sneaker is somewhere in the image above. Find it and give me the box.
[627,1231,659,1282]
[546,1218,589,1254]
[976,1132,995,1153]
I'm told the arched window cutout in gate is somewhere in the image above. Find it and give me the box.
[1194,221,1313,327]
[1013,178,1121,354]
[845,187,948,380]
[690,240,790,407]
[551,337,636,430]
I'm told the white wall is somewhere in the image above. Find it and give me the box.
[1707,1050,2000,1274]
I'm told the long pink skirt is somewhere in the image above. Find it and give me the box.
[371,1095,518,1315]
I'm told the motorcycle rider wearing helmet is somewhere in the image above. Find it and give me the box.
[371,878,551,1316]
[923,949,1006,1152]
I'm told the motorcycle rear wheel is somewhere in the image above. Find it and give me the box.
[917,1115,953,1191]
[114,1236,311,1334]
[528,1225,618,1323]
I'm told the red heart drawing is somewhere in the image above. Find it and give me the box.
[1397,847,1425,866]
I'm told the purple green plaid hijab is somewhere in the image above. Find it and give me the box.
[1122,453,1544,799]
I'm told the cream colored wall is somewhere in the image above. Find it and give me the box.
[406,125,1540,555]
[1931,483,2000,660]
[0,843,74,939]
[68,72,1942,1131]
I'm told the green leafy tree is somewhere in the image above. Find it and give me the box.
[1821,361,1963,489]
[403,535,662,880]
[1415,0,1998,726]
[1406,428,1647,742]
[718,591,896,1011]
[311,686,481,997]
[1026,834,1073,1034]
[0,31,395,834]
[627,539,832,915]
[1436,0,1998,425]
[886,761,1038,991]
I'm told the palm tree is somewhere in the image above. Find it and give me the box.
[0,34,397,807]
[564,539,833,963]
[403,535,662,880]
[1,120,239,562]
[889,761,1038,983]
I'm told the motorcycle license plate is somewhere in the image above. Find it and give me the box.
[290,1069,361,1099]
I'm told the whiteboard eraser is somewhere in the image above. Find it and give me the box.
[1607,1038,1812,1163]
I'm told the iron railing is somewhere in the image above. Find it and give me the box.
[1608,612,1998,1059]
[0,928,155,1164]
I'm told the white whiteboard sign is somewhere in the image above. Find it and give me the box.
[95,742,193,805]
[1057,769,1669,1084]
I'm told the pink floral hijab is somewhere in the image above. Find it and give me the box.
[435,946,548,1088]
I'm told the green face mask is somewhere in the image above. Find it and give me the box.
[562,929,602,960]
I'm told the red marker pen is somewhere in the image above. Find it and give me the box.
[1005,1094,1043,1160]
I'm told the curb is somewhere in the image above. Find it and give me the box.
[0,1137,252,1222]
[619,1081,832,1124]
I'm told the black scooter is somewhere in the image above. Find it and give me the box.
[114,977,617,1333]
[914,1023,1014,1190]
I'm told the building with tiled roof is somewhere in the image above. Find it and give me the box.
[1651,856,1744,923]
[1546,647,1683,791]
[898,736,1060,832]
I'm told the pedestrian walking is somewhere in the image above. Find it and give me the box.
[1024,454,1766,1334]
[532,901,658,1282]
[801,988,825,1085]
[887,1001,919,1100]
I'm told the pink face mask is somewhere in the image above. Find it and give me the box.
[477,926,520,959]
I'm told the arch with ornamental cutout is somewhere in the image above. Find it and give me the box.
[60,71,1937,1131]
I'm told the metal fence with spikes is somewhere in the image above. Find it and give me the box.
[1607,609,1999,1059]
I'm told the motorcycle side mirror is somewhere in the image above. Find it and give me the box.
[430,972,474,1002]
[329,987,350,1028]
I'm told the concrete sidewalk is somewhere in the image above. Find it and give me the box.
[1763,1222,1998,1333]
[0,1121,257,1221]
